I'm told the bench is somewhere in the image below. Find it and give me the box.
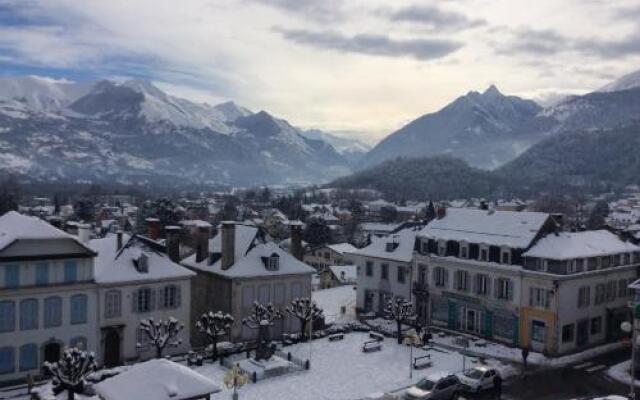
[413,354,432,370]
[369,332,385,342]
[328,333,344,341]
[362,340,382,353]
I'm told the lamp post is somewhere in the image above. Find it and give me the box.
[404,328,422,381]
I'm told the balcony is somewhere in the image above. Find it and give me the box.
[412,281,429,296]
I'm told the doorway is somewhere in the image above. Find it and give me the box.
[460,307,482,333]
[42,342,61,376]
[104,330,121,367]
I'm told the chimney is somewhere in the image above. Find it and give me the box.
[221,221,236,270]
[77,223,91,244]
[290,221,304,261]
[165,225,181,263]
[195,224,211,263]
[436,207,447,220]
[116,230,123,251]
[146,218,160,241]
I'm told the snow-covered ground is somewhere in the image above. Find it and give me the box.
[607,359,640,388]
[313,285,356,324]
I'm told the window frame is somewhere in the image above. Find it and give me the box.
[105,290,122,319]
[0,301,15,333]
[44,296,62,328]
[19,298,38,331]
[70,294,88,325]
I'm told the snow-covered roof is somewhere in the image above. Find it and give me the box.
[523,230,639,260]
[209,224,259,260]
[359,222,403,233]
[349,228,417,262]
[419,208,550,249]
[180,219,212,228]
[328,243,358,255]
[94,359,220,400]
[183,241,314,278]
[90,234,195,284]
[0,211,94,253]
[329,265,357,283]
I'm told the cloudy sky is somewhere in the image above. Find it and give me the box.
[1,0,639,144]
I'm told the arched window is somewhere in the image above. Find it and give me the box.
[19,343,37,371]
[70,294,87,325]
[0,347,15,374]
[20,299,38,330]
[105,290,122,318]
[69,336,87,351]
[0,301,15,332]
[44,296,62,328]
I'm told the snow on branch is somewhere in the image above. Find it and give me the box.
[242,301,282,330]
[138,317,184,358]
[44,347,97,400]
[197,311,234,361]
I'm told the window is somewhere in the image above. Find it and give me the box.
[577,286,590,308]
[105,290,122,318]
[480,249,488,261]
[562,324,574,343]
[495,278,513,301]
[365,261,373,277]
[501,251,510,265]
[433,267,447,288]
[324,252,330,259]
[4,264,19,288]
[624,253,631,265]
[0,301,15,332]
[291,282,303,298]
[381,264,389,280]
[566,260,576,274]
[242,286,254,308]
[161,285,180,309]
[64,261,78,283]
[587,258,598,271]
[529,288,550,309]
[137,328,151,352]
[595,283,606,305]
[602,257,611,268]
[70,337,87,350]
[258,285,270,304]
[70,294,87,324]
[20,299,38,330]
[397,266,406,283]
[135,288,154,313]
[590,317,602,335]
[531,320,546,343]
[418,264,427,285]
[619,279,629,298]
[44,296,62,328]
[0,347,14,374]
[576,259,584,272]
[35,262,49,286]
[274,284,286,304]
[266,255,279,271]
[455,270,470,292]
[474,274,490,295]
[19,344,37,371]
[606,281,617,302]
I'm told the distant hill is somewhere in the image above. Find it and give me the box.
[331,155,499,200]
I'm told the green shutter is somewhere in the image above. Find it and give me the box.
[484,310,493,338]
[448,301,457,329]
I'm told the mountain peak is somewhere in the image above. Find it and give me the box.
[598,69,640,93]
[483,84,502,97]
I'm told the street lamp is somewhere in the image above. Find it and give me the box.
[404,328,422,380]
[622,319,635,400]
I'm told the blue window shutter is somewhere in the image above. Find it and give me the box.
[44,297,62,328]
[70,295,87,324]
[175,286,181,308]
[64,261,78,283]
[35,263,49,286]
[20,299,38,331]
[0,347,15,374]
[4,265,19,288]
[19,344,37,371]
[0,302,15,332]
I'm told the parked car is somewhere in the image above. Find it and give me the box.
[404,372,462,400]
[456,366,500,393]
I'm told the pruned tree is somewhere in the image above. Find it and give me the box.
[284,298,324,341]
[385,297,415,344]
[197,311,235,361]
[138,317,184,359]
[242,302,283,360]
[44,347,97,400]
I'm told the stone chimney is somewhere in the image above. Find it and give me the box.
[290,221,304,261]
[165,225,181,263]
[221,221,236,270]
[195,224,211,263]
[146,218,160,240]
[116,230,123,251]
[77,223,91,244]
[436,207,447,220]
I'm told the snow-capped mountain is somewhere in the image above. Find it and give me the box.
[363,85,542,169]
[598,69,640,93]
[301,129,371,161]
[0,77,350,186]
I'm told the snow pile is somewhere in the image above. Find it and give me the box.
[606,359,640,388]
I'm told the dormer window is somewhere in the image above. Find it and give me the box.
[385,242,399,252]
[133,253,149,273]
[265,253,280,271]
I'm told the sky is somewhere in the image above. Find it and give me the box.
[0,0,639,145]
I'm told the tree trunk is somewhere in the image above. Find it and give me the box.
[300,319,307,342]
[397,320,402,344]
[211,337,218,361]
[67,389,74,400]
[156,346,163,359]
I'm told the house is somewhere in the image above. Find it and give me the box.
[181,222,315,343]
[0,212,98,384]
[94,359,220,400]
[359,222,406,239]
[349,228,418,315]
[320,265,357,289]
[303,243,357,270]
[90,232,195,367]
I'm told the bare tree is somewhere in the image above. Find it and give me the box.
[138,317,184,359]
[242,302,283,360]
[284,298,324,341]
[197,311,235,361]
[385,297,415,344]
[44,348,97,400]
